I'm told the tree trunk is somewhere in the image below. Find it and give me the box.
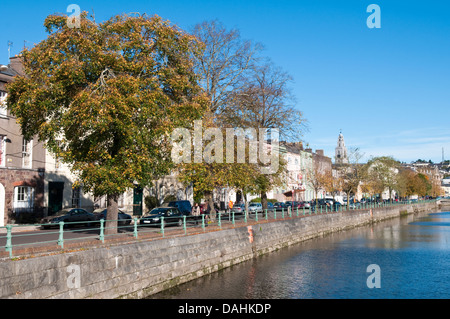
[261,191,268,211]
[243,190,249,220]
[105,193,119,235]
[204,190,216,222]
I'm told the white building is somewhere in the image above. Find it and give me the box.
[267,142,315,202]
[44,149,96,216]
[44,148,193,216]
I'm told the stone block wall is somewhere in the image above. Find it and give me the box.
[0,202,437,299]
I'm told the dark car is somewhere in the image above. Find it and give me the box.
[41,208,96,228]
[273,202,288,211]
[167,200,192,216]
[285,201,304,209]
[311,199,341,212]
[266,202,275,212]
[94,209,132,226]
[140,207,183,227]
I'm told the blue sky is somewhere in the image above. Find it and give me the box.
[1,0,449,163]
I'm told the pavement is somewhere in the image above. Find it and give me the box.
[0,225,41,233]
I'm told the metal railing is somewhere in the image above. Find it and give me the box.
[0,200,436,258]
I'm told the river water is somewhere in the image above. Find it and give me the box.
[150,209,450,299]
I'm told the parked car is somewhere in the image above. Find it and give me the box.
[231,203,245,215]
[41,208,96,229]
[266,202,276,212]
[167,200,192,216]
[311,199,342,212]
[93,209,132,226]
[140,207,183,227]
[302,201,311,209]
[248,202,263,213]
[285,201,304,209]
[273,202,288,211]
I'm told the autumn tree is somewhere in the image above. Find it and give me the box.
[7,12,208,234]
[184,21,298,211]
[302,161,331,205]
[396,168,418,199]
[337,147,365,206]
[223,60,306,141]
[363,156,400,202]
[416,173,431,197]
[221,61,306,209]
[174,125,255,221]
[192,20,262,116]
[249,148,287,212]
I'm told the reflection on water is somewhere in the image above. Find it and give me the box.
[149,210,450,299]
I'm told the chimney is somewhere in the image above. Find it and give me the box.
[9,55,24,76]
[316,150,324,156]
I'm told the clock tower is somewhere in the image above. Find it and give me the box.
[335,130,349,164]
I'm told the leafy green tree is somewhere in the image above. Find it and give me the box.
[7,12,208,233]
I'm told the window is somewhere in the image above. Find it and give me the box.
[13,186,35,213]
[72,186,81,208]
[0,135,5,167]
[0,91,7,118]
[54,140,63,170]
[22,138,32,168]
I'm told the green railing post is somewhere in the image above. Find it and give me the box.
[265,209,268,221]
[202,214,205,231]
[244,211,247,223]
[255,211,258,222]
[274,209,277,220]
[183,215,187,234]
[232,212,235,227]
[161,216,165,237]
[58,221,64,248]
[282,208,284,219]
[5,225,12,257]
[133,218,138,238]
[99,219,105,243]
[218,213,221,229]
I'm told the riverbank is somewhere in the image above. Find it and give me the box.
[0,202,437,299]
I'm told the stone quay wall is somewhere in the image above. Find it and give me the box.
[0,202,437,299]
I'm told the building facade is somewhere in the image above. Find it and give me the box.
[0,57,46,225]
[268,142,330,202]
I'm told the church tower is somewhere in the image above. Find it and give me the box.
[335,130,349,164]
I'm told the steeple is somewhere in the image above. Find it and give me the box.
[335,130,348,164]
